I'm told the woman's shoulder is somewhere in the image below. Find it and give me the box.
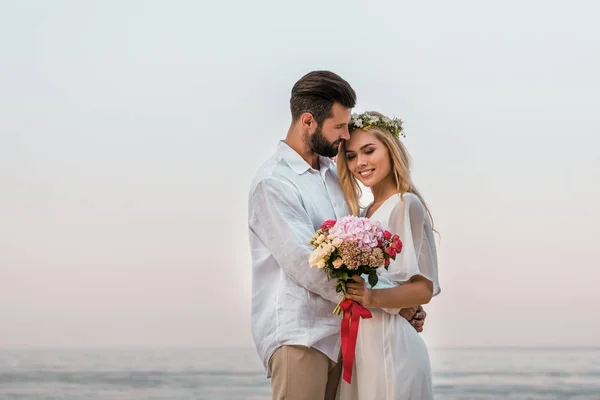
[399,192,424,209]
[389,192,426,221]
[401,191,420,202]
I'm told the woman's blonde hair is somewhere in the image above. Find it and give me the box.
[337,111,435,227]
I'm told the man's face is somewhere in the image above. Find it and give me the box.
[308,102,352,157]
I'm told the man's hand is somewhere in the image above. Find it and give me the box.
[399,306,418,321]
[399,305,426,333]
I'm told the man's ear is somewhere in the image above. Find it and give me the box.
[300,112,315,131]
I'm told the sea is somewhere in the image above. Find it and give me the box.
[1,347,599,400]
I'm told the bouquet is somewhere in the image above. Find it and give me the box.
[308,215,403,383]
[309,216,403,314]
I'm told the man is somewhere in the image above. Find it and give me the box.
[248,71,426,400]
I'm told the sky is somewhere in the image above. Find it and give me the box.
[1,0,599,349]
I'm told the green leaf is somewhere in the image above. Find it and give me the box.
[368,273,378,288]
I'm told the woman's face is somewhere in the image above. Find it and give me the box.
[343,129,392,188]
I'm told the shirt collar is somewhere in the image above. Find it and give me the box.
[277,141,333,175]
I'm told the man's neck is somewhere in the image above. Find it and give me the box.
[284,128,320,170]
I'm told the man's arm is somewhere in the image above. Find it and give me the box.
[249,177,339,304]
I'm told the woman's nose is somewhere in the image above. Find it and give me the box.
[357,156,367,167]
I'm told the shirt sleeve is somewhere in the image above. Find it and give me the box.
[249,177,340,304]
[381,194,441,297]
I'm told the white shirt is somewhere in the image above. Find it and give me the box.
[248,141,349,376]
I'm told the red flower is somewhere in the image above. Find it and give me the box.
[392,234,399,242]
[393,240,403,252]
[383,231,392,240]
[320,220,337,231]
[385,258,390,266]
[385,247,397,257]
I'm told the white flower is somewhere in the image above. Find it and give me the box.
[354,118,363,128]
[332,238,343,247]
[316,244,327,258]
[316,234,325,244]
[308,248,322,267]
[316,259,326,269]
[321,243,335,256]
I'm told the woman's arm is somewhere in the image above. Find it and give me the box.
[345,274,433,309]
[348,194,439,309]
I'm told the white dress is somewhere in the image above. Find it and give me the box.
[337,193,441,400]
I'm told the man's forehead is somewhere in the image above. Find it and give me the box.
[330,103,352,121]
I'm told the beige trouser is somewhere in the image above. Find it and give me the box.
[269,345,342,400]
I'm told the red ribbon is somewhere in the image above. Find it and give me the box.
[339,299,372,384]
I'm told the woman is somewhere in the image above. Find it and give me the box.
[336,111,441,399]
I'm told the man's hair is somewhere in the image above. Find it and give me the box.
[290,71,356,124]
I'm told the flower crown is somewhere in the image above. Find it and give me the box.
[349,112,405,138]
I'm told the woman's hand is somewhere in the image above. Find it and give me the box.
[345,275,373,307]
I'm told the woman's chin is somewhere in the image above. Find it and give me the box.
[353,175,374,188]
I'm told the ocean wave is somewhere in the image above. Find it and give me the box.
[0,370,265,388]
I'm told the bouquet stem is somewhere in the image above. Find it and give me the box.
[333,280,347,315]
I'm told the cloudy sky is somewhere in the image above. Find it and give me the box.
[1,0,599,349]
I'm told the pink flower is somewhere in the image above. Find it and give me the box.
[329,216,384,249]
[385,247,397,257]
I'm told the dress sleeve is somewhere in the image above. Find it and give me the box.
[381,194,441,297]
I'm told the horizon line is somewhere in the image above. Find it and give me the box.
[2,345,600,351]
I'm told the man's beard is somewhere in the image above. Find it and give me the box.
[308,125,341,158]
